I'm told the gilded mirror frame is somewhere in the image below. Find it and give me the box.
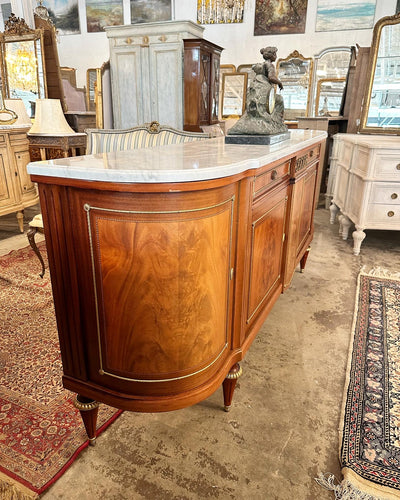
[221,72,248,118]
[359,13,400,135]
[276,50,314,120]
[0,14,47,116]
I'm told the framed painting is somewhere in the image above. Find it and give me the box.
[197,0,245,24]
[86,0,123,32]
[43,0,80,34]
[315,0,376,32]
[130,0,173,24]
[254,0,308,35]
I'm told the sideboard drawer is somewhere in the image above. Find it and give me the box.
[293,145,320,175]
[370,184,400,205]
[367,203,400,224]
[253,161,290,196]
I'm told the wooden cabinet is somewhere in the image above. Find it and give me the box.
[0,127,38,231]
[329,133,400,255]
[183,39,223,132]
[105,21,222,131]
[29,132,325,441]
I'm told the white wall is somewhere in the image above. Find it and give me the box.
[25,0,399,87]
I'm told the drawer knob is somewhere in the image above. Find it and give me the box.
[309,150,314,157]
[388,211,395,217]
[271,169,278,180]
[397,164,400,170]
[391,193,398,199]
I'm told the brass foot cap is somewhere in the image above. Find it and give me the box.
[224,405,231,412]
[89,437,97,446]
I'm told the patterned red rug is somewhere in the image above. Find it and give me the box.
[317,269,400,499]
[0,243,121,499]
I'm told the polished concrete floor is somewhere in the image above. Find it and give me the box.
[1,206,399,500]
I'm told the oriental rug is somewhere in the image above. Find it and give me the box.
[0,244,122,499]
[317,269,400,500]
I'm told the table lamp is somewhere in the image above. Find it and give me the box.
[29,98,75,135]
[4,99,32,127]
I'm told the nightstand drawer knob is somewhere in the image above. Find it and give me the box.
[271,169,277,180]
[391,193,398,199]
[388,211,395,217]
[397,164,400,170]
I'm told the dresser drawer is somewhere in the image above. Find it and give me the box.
[367,204,400,225]
[370,184,400,204]
[372,154,400,180]
[253,161,290,196]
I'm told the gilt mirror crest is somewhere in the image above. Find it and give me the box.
[0,13,47,117]
[360,13,400,134]
[276,50,313,120]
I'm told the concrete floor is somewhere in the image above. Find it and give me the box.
[1,206,400,500]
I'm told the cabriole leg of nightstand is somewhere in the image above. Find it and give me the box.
[74,395,100,445]
[352,226,366,256]
[222,363,242,412]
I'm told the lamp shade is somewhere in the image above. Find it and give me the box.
[4,99,32,127]
[28,99,75,135]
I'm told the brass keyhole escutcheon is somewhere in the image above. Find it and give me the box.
[391,193,398,199]
[396,164,400,170]
[388,211,395,217]
[271,169,278,180]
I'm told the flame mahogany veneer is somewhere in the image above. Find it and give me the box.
[29,133,325,441]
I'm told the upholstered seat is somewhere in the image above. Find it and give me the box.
[85,121,210,154]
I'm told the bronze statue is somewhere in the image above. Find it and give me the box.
[227,46,288,138]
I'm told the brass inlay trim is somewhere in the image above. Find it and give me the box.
[85,196,235,383]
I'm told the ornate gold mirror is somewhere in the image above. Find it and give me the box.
[311,46,352,117]
[360,13,400,134]
[0,14,47,118]
[221,72,248,118]
[276,50,313,120]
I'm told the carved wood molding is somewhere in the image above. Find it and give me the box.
[4,13,35,35]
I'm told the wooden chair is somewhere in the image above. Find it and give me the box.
[27,214,45,278]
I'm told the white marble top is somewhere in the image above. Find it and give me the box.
[27,129,327,184]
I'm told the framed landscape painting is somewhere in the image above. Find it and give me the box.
[43,0,80,34]
[86,0,123,32]
[254,0,308,35]
[130,0,172,24]
[315,0,376,31]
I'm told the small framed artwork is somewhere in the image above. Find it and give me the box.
[254,0,308,35]
[43,0,80,34]
[315,0,376,32]
[131,0,173,24]
[197,0,245,24]
[86,0,123,32]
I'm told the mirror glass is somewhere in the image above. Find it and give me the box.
[315,78,346,116]
[0,16,47,118]
[276,51,313,120]
[360,14,400,134]
[221,72,248,118]
[311,47,351,116]
[86,68,97,112]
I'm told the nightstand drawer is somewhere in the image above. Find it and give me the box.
[370,184,400,204]
[373,154,400,180]
[367,204,400,224]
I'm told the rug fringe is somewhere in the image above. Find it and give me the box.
[0,473,38,500]
[360,266,400,280]
[315,473,392,500]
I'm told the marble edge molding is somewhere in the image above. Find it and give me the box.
[27,131,328,184]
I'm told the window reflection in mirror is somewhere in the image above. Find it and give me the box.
[221,72,247,118]
[360,13,400,134]
[276,51,313,120]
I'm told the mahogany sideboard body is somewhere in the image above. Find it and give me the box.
[28,131,326,416]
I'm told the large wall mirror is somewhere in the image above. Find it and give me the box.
[360,13,400,134]
[276,50,313,120]
[0,14,47,118]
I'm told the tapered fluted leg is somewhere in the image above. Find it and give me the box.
[300,246,311,273]
[74,395,100,445]
[222,363,242,412]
